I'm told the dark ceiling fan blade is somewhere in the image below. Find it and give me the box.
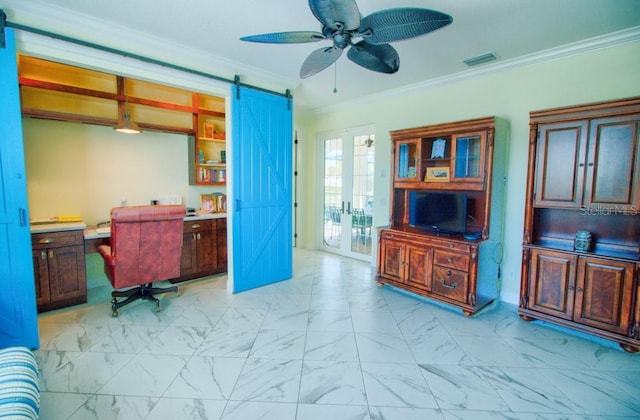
[359,8,453,44]
[240,31,325,44]
[309,0,361,31]
[300,46,343,78]
[347,41,399,74]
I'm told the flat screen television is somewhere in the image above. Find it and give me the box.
[408,191,467,234]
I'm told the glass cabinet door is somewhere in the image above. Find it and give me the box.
[395,140,420,181]
[452,133,484,181]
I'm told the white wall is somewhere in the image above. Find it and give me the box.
[299,40,640,305]
[23,118,224,225]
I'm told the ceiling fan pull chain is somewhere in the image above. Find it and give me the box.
[333,63,338,93]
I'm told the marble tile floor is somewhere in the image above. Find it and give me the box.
[35,249,640,420]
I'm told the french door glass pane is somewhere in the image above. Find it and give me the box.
[350,135,374,256]
[323,137,342,249]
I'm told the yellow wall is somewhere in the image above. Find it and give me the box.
[23,118,224,225]
[300,40,640,304]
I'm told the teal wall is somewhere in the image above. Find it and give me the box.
[300,40,640,304]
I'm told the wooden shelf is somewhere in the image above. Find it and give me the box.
[198,136,226,142]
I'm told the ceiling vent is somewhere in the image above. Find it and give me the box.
[463,52,497,67]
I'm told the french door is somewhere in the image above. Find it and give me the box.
[319,126,375,261]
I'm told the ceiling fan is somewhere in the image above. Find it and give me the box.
[240,0,452,79]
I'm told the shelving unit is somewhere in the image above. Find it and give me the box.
[18,55,228,187]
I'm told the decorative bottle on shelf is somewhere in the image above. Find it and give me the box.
[198,150,204,164]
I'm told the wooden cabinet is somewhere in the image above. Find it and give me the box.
[378,117,508,316]
[31,230,87,312]
[378,229,480,314]
[520,97,640,352]
[534,115,640,210]
[379,231,432,291]
[176,218,227,282]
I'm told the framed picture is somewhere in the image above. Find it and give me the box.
[202,123,215,139]
[200,193,215,213]
[425,166,450,182]
[431,138,446,159]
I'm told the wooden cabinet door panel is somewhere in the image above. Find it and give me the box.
[32,249,50,306]
[528,249,577,320]
[180,232,197,276]
[574,257,635,334]
[584,116,640,210]
[534,121,588,208]
[196,229,217,272]
[380,239,404,282]
[395,140,421,182]
[48,246,87,301]
[47,245,86,301]
[405,244,431,290]
[451,131,486,183]
[217,219,228,270]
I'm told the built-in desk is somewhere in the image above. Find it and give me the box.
[30,213,227,312]
[84,213,228,283]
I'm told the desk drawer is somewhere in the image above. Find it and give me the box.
[183,219,214,233]
[32,230,83,250]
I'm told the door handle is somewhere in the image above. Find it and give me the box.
[346,201,351,215]
[341,201,345,214]
[439,278,458,289]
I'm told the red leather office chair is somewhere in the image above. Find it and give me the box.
[97,205,185,316]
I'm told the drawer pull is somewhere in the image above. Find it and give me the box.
[439,278,458,289]
[39,238,54,244]
[191,224,201,229]
[447,258,453,263]
[40,251,47,260]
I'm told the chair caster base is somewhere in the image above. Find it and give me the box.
[110,283,177,316]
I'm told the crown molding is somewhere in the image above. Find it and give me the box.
[2,0,297,94]
[313,26,640,115]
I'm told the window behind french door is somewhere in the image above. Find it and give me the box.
[318,126,375,261]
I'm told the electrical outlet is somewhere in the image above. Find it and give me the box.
[120,197,127,207]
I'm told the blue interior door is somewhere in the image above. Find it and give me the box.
[231,86,292,293]
[0,28,40,349]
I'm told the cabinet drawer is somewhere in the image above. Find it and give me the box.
[379,230,429,246]
[380,230,407,241]
[433,250,469,271]
[431,265,468,303]
[431,239,470,253]
[183,219,214,233]
[32,230,83,250]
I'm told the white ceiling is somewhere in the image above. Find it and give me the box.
[3,0,640,111]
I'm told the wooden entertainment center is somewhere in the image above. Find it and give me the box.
[377,117,509,316]
[519,97,640,352]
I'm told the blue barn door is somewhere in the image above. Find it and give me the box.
[231,86,292,293]
[0,28,40,349]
